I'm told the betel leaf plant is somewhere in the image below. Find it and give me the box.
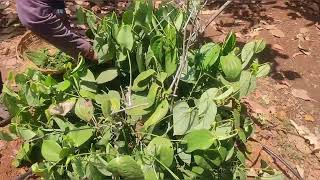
[0,0,278,179]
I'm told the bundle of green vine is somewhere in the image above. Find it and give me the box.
[1,1,274,179]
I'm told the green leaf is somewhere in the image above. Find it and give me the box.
[241,41,255,64]
[253,39,266,53]
[0,131,16,141]
[221,54,242,81]
[164,47,177,76]
[75,98,94,121]
[143,165,158,180]
[197,100,217,130]
[256,64,271,78]
[156,72,168,84]
[222,32,236,55]
[132,69,156,92]
[107,156,144,179]
[54,80,71,91]
[125,94,150,116]
[72,157,86,177]
[41,140,62,162]
[66,126,93,147]
[13,142,31,167]
[80,69,96,82]
[194,147,227,168]
[108,90,121,112]
[239,70,256,98]
[241,39,266,68]
[101,96,112,118]
[183,129,215,153]
[214,87,234,100]
[151,36,164,62]
[117,25,134,50]
[164,24,177,47]
[96,68,118,84]
[17,127,36,141]
[94,42,115,63]
[143,99,169,129]
[80,81,97,93]
[198,89,218,113]
[136,43,146,73]
[79,89,96,99]
[202,44,221,69]
[173,101,199,136]
[86,11,97,32]
[25,85,41,106]
[95,155,112,176]
[174,11,184,31]
[146,137,174,167]
[214,122,234,140]
[86,162,104,179]
[76,7,86,24]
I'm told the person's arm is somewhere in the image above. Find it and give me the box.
[16,0,96,61]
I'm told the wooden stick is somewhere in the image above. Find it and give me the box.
[200,0,234,34]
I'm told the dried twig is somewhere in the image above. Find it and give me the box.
[199,0,234,34]
[250,138,304,180]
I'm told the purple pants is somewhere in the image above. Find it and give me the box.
[16,0,92,59]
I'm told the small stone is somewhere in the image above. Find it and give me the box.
[304,114,315,122]
[276,111,287,120]
[1,47,9,55]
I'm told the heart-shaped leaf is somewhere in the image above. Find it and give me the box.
[41,140,62,162]
[75,98,94,121]
[143,99,169,129]
[132,69,156,92]
[66,126,93,147]
[96,68,118,84]
[183,129,215,153]
[173,101,199,136]
[107,156,144,179]
[116,25,134,50]
[146,137,174,167]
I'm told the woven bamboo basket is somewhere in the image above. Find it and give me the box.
[16,31,64,75]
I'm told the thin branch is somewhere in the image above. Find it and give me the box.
[199,0,234,34]
[249,138,304,180]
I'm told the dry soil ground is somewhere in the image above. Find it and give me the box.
[0,0,319,179]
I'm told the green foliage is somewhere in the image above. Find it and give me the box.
[1,1,274,179]
[24,49,73,71]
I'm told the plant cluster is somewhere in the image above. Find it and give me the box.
[1,1,275,179]
[25,49,73,71]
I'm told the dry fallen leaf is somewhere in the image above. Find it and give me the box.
[290,120,320,152]
[272,44,284,51]
[299,27,309,34]
[292,52,304,59]
[243,99,270,120]
[298,43,311,56]
[49,99,76,116]
[304,114,315,122]
[296,165,304,179]
[264,24,277,30]
[292,89,313,101]
[270,28,285,38]
[276,110,287,121]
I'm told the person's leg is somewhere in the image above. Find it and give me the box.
[16,0,95,60]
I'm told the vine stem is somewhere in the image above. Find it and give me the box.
[127,50,132,106]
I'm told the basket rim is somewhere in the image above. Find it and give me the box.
[16,31,64,74]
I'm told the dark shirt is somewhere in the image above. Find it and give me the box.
[16,0,91,59]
